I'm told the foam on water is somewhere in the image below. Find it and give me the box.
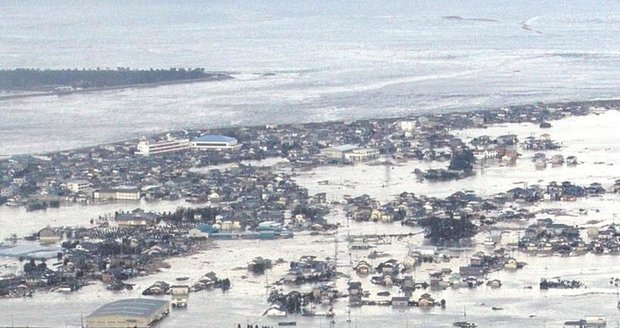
[1,1,620,154]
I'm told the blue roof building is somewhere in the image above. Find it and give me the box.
[191,135,240,151]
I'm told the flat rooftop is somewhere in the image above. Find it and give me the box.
[87,298,169,319]
[193,134,236,143]
[331,144,359,152]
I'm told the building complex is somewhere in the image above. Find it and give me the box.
[136,134,240,156]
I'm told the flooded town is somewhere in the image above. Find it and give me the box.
[5,0,620,326]
[1,100,620,327]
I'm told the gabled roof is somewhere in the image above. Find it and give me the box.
[116,210,157,222]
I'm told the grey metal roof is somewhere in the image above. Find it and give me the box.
[331,144,358,152]
[87,298,168,319]
[116,211,157,222]
[193,134,236,143]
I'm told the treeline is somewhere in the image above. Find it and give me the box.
[159,206,220,222]
[0,67,228,90]
[419,214,477,245]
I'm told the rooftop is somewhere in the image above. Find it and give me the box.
[193,135,237,143]
[331,144,359,152]
[87,298,169,319]
[116,210,158,222]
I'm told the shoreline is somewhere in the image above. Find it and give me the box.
[1,97,619,159]
[0,74,233,102]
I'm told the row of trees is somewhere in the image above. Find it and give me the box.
[418,214,477,245]
[159,206,220,222]
[448,149,475,173]
[0,68,223,90]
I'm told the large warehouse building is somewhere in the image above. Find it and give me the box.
[191,134,241,150]
[86,298,169,328]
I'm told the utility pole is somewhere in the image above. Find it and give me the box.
[334,227,338,269]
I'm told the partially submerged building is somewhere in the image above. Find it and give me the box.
[86,298,169,328]
[115,208,158,227]
[170,285,190,307]
[94,186,140,201]
[321,144,379,162]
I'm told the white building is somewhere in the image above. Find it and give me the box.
[136,138,191,156]
[399,121,417,132]
[170,285,190,307]
[344,148,380,162]
[94,187,141,201]
[321,144,359,161]
[191,135,240,151]
[321,144,380,162]
[66,180,91,193]
[473,149,497,160]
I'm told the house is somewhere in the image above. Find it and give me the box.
[473,147,497,160]
[170,285,190,307]
[39,227,62,243]
[459,266,484,278]
[187,228,208,239]
[487,279,502,288]
[546,223,571,235]
[550,154,564,165]
[584,316,607,328]
[391,296,409,307]
[504,258,518,270]
[417,293,435,307]
[263,304,287,317]
[354,260,371,275]
[115,208,158,227]
[348,281,363,307]
[400,276,415,295]
[348,281,362,295]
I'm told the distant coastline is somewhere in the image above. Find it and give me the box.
[0,68,233,101]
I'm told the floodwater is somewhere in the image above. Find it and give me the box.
[2,206,620,328]
[3,1,620,155]
[292,110,620,202]
[1,113,620,327]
